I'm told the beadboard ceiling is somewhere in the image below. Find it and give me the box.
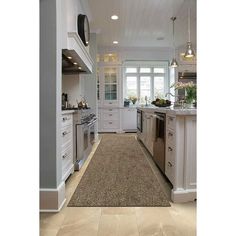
[87,0,196,49]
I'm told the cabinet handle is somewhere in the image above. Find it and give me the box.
[62,153,67,159]
[62,117,67,121]
[168,147,173,152]
[109,109,112,111]
[168,161,173,167]
[109,102,112,104]
[169,117,173,121]
[109,114,112,116]
[62,131,68,136]
[168,132,173,137]
[109,122,112,124]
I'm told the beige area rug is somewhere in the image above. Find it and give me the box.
[68,134,170,207]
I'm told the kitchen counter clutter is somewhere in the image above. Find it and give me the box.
[137,106,196,203]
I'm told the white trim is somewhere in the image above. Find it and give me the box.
[40,181,66,212]
[171,188,197,203]
[40,198,66,213]
[67,32,94,73]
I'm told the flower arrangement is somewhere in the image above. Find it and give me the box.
[171,81,197,104]
[129,96,138,104]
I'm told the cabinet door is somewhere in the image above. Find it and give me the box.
[122,109,137,131]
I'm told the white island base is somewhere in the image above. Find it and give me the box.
[138,107,197,203]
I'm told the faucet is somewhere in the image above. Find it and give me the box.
[165,92,175,98]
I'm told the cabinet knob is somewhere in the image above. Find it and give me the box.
[62,153,67,159]
[109,114,112,116]
[62,131,68,136]
[168,161,173,167]
[109,109,112,111]
[168,132,173,137]
[168,147,173,152]
[62,117,67,121]
[109,122,112,124]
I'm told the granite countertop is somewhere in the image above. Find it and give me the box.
[61,110,76,115]
[137,105,197,116]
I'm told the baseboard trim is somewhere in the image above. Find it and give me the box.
[40,181,66,212]
[171,188,197,203]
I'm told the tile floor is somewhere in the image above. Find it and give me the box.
[40,134,196,236]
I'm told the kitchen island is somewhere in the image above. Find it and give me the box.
[137,106,196,203]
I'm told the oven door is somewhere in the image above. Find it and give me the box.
[76,123,89,162]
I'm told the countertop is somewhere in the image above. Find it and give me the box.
[137,105,197,116]
[61,110,76,115]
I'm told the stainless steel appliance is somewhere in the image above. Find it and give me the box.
[137,109,143,132]
[73,109,97,170]
[153,112,166,173]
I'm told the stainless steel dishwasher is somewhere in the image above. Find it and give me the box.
[153,112,166,173]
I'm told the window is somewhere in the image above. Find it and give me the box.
[124,61,169,103]
[126,76,138,97]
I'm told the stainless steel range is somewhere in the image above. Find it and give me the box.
[73,109,97,170]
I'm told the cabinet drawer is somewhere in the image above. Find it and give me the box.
[166,129,175,145]
[61,114,72,127]
[103,112,119,121]
[103,120,119,129]
[103,101,119,107]
[166,115,176,130]
[102,108,119,114]
[165,144,175,184]
[61,145,73,179]
[61,125,72,148]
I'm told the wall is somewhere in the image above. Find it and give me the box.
[62,74,84,107]
[40,0,62,189]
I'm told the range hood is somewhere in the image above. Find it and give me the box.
[62,32,93,74]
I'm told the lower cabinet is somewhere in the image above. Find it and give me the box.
[98,108,121,132]
[165,114,197,203]
[61,113,74,181]
[122,108,137,131]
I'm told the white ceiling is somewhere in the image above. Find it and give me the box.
[87,0,196,49]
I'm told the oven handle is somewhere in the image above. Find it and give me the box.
[87,118,98,127]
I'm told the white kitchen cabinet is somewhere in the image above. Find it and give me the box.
[61,113,74,182]
[97,65,121,107]
[139,111,156,155]
[122,108,137,131]
[165,114,196,203]
[98,108,121,132]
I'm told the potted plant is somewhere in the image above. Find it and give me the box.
[129,96,137,105]
[171,81,196,108]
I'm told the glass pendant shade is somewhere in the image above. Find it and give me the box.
[170,58,178,67]
[184,41,195,58]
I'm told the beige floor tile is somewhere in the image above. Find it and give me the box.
[102,207,136,215]
[57,207,101,236]
[40,228,58,236]
[40,212,66,230]
[117,215,139,236]
[97,215,119,236]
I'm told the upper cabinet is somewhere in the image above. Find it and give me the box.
[97,53,121,107]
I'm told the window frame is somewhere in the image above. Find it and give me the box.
[123,61,169,102]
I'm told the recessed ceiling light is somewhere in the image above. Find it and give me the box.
[111,15,119,20]
[73,62,77,65]
[108,53,113,56]
[113,41,118,44]
[78,66,82,70]
[67,56,72,59]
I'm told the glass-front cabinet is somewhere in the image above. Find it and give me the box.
[104,67,117,101]
[97,53,120,107]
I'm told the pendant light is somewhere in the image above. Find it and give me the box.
[184,7,195,58]
[170,17,178,67]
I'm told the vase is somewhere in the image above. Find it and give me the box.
[185,102,195,109]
